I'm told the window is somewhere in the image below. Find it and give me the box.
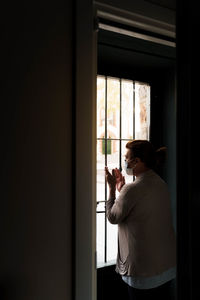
[96,75,151,267]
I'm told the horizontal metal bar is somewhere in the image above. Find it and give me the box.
[97,138,133,141]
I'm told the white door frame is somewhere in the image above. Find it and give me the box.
[75,1,97,300]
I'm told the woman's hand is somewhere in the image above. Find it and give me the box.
[113,168,125,192]
[105,167,126,194]
[105,167,116,191]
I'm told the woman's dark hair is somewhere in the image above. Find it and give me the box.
[126,140,167,172]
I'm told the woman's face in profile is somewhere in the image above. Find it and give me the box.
[125,149,133,162]
[125,149,136,169]
[125,149,146,176]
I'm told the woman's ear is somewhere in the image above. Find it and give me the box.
[135,157,141,164]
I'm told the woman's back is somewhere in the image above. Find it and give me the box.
[116,170,176,277]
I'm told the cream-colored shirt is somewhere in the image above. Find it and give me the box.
[106,169,176,278]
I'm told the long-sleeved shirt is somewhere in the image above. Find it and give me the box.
[106,169,176,278]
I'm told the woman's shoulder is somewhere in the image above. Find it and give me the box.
[121,182,134,192]
[148,171,170,195]
[120,180,141,196]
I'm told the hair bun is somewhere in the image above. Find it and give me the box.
[155,147,167,165]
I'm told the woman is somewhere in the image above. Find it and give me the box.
[105,140,176,300]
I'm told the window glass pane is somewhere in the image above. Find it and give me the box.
[96,201,106,213]
[121,140,134,184]
[107,77,120,139]
[96,75,151,268]
[121,80,134,139]
[135,82,150,140]
[107,140,120,199]
[96,212,105,266]
[97,140,105,202]
[106,140,119,199]
[97,76,105,139]
[107,139,119,169]
[102,139,112,155]
[107,219,118,262]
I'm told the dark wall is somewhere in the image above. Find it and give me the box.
[162,69,176,231]
[176,1,200,299]
[151,67,176,231]
[1,3,73,299]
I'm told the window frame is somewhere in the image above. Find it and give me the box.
[96,75,151,268]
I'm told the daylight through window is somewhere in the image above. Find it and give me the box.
[96,75,151,267]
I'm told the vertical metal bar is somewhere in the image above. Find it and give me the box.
[133,81,135,140]
[105,76,107,263]
[133,81,135,182]
[149,85,151,141]
[119,79,122,171]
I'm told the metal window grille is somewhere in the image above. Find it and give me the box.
[96,75,150,267]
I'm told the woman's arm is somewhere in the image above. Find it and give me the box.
[105,167,134,224]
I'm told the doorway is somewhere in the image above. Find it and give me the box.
[96,23,176,300]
